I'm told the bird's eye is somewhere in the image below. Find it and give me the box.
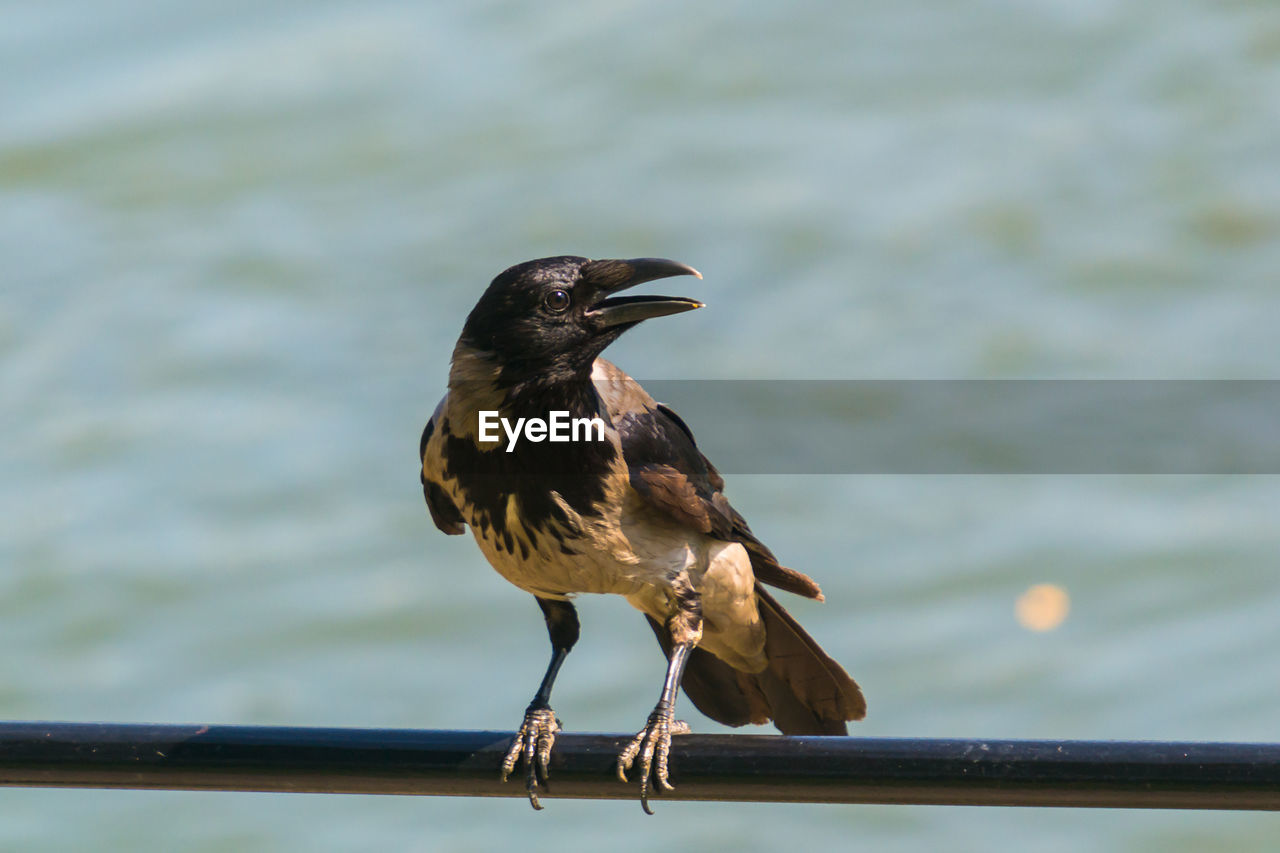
[544,289,571,313]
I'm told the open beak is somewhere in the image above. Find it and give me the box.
[583,257,704,328]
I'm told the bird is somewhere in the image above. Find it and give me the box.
[419,256,865,812]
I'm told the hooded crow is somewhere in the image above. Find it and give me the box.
[419,256,865,812]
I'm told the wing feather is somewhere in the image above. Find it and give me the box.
[420,401,466,536]
[615,396,823,600]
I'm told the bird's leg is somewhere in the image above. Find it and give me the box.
[501,596,578,810]
[617,577,702,814]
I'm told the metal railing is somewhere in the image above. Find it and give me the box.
[1,721,1278,808]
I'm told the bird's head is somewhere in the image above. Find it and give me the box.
[456,256,703,386]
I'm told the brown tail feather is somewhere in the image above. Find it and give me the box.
[732,517,825,601]
[754,668,846,734]
[643,587,864,735]
[754,585,865,733]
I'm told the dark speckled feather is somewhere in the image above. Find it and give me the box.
[419,417,465,535]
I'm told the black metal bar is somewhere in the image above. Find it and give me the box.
[1,722,1278,809]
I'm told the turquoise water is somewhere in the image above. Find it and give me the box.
[3,1,1279,849]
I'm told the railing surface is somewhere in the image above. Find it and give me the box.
[1,722,1278,809]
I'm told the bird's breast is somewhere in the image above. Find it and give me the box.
[425,389,714,601]
[428,415,650,597]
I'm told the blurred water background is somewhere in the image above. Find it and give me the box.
[3,1,1279,849]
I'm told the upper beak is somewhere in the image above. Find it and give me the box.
[583,257,704,328]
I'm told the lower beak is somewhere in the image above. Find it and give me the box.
[590,294,704,327]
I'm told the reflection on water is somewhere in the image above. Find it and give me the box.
[1015,583,1071,632]
[3,1,1279,850]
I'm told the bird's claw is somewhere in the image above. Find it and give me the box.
[616,712,690,814]
[501,706,561,810]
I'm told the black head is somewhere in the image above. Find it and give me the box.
[458,255,703,385]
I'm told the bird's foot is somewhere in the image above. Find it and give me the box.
[616,710,691,814]
[500,705,561,810]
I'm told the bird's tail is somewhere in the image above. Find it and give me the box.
[645,584,865,735]
[750,586,865,734]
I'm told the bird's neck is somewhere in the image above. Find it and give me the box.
[447,344,507,416]
[447,344,602,428]
[503,379,601,420]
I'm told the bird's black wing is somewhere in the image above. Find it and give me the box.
[616,401,822,600]
[420,409,465,536]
